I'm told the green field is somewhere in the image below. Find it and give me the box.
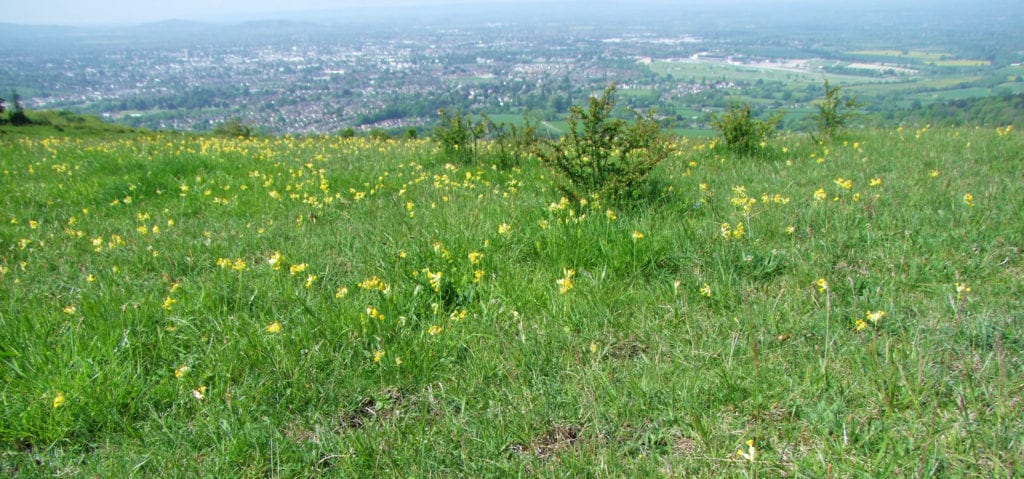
[1,123,1022,476]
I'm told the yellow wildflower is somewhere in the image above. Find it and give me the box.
[631,231,644,241]
[498,223,512,235]
[865,310,886,323]
[814,188,827,201]
[427,271,443,292]
[700,283,712,298]
[468,251,484,264]
[290,263,307,275]
[428,325,443,336]
[373,350,385,363]
[174,365,190,378]
[855,319,868,331]
[265,321,282,333]
[53,391,66,409]
[963,193,974,207]
[816,278,829,293]
[736,439,756,462]
[557,269,576,294]
[833,177,853,190]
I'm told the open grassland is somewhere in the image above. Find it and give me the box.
[1,126,1022,476]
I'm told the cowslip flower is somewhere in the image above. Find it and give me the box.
[175,365,190,378]
[468,251,484,265]
[816,278,829,293]
[53,391,66,409]
[700,283,712,298]
[963,193,974,207]
[813,188,827,201]
[865,310,886,323]
[265,321,282,333]
[427,271,443,292]
[428,324,443,336]
[631,231,645,241]
[956,282,971,300]
[268,251,284,270]
[289,263,307,275]
[736,439,756,462]
[556,269,576,294]
[373,350,386,363]
[498,223,512,235]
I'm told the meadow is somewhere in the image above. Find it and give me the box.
[1,124,1022,476]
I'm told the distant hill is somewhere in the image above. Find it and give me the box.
[0,110,143,137]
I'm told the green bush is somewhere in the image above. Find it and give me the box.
[211,118,253,137]
[711,102,781,155]
[434,109,487,163]
[814,80,863,142]
[537,84,670,202]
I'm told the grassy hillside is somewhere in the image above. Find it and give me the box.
[1,125,1021,476]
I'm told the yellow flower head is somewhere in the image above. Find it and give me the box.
[556,269,576,294]
[631,231,644,241]
[175,365,190,378]
[53,391,66,409]
[498,223,512,235]
[289,263,307,275]
[427,271,443,292]
[428,324,443,336]
[373,350,386,363]
[700,283,712,298]
[865,310,886,323]
[816,278,829,293]
[265,321,282,333]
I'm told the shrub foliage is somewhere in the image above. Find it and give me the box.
[537,84,670,202]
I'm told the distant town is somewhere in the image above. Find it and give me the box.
[2,2,1022,134]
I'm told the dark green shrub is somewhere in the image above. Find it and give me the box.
[536,84,670,202]
[434,109,487,163]
[212,118,253,137]
[814,80,863,142]
[711,102,781,155]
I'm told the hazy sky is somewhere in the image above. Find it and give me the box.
[6,0,1005,26]
[7,0,551,25]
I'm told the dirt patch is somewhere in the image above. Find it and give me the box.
[506,424,583,459]
[336,387,405,431]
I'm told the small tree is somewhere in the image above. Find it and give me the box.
[212,117,253,137]
[814,79,862,142]
[434,109,487,163]
[537,84,670,202]
[8,92,31,126]
[711,102,781,155]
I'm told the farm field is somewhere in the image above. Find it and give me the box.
[1,124,1022,476]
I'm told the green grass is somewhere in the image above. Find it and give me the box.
[1,125,1022,476]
